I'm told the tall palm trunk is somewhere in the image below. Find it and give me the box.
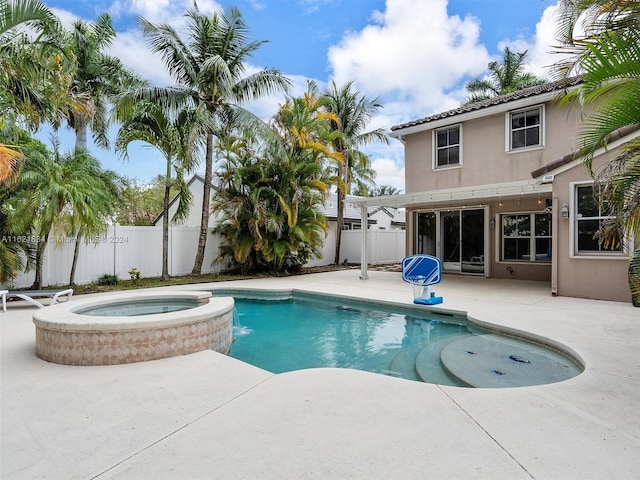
[333,156,348,265]
[32,232,49,290]
[74,118,89,152]
[630,248,640,307]
[69,232,81,285]
[161,161,172,281]
[69,119,89,286]
[191,133,214,274]
[334,161,345,265]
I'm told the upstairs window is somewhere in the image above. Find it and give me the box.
[508,106,543,151]
[574,184,622,255]
[434,125,461,168]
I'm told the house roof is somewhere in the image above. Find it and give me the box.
[530,124,640,178]
[152,174,217,226]
[369,206,406,225]
[391,77,583,133]
[323,194,373,223]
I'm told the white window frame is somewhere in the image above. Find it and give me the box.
[432,124,463,170]
[500,211,552,263]
[569,181,626,258]
[505,104,545,152]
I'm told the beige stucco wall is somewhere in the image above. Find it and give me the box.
[552,154,630,302]
[404,101,583,193]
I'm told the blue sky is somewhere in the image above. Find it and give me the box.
[40,0,562,191]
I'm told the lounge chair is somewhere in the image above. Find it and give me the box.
[1,287,74,312]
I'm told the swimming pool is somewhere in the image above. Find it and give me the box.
[216,290,583,388]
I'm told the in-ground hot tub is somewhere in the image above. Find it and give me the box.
[32,291,234,366]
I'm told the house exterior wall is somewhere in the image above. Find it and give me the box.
[404,101,583,193]
[369,208,405,230]
[552,153,630,302]
[166,180,216,228]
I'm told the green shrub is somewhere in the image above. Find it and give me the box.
[96,273,119,286]
[128,267,141,282]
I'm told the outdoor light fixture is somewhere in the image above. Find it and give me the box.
[538,195,542,204]
[561,202,569,218]
[498,197,503,207]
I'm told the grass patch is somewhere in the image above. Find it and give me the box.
[67,264,349,295]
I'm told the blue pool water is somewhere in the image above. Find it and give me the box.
[223,292,582,388]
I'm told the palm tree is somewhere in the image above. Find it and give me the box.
[555,0,640,305]
[56,13,142,152]
[0,0,56,36]
[213,84,338,274]
[7,147,123,288]
[116,102,208,280]
[322,80,388,264]
[63,153,123,286]
[0,142,22,184]
[0,0,67,179]
[0,126,46,283]
[133,5,290,275]
[353,184,402,197]
[464,47,547,104]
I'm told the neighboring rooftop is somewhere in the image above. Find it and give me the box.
[391,76,583,132]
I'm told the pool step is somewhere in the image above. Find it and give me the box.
[388,329,470,384]
[414,334,471,387]
[439,334,581,388]
[388,346,422,381]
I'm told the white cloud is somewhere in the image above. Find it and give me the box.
[499,2,575,81]
[48,7,79,27]
[327,0,491,119]
[324,0,500,193]
[125,0,221,24]
[370,156,405,193]
[109,29,174,86]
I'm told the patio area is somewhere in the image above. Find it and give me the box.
[1,270,638,479]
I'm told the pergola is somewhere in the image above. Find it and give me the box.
[350,178,553,280]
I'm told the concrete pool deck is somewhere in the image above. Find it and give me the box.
[1,270,638,479]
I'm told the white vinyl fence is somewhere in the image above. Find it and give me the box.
[9,226,405,288]
[11,225,223,288]
[340,229,405,265]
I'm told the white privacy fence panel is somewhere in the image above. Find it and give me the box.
[11,225,224,288]
[169,227,223,276]
[340,229,405,265]
[305,221,336,267]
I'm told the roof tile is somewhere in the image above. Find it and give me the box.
[391,77,582,131]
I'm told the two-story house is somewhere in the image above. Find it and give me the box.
[354,78,636,303]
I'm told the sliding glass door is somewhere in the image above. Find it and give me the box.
[441,211,461,271]
[415,208,485,275]
[460,209,485,274]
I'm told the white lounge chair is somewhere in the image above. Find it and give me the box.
[1,287,74,312]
